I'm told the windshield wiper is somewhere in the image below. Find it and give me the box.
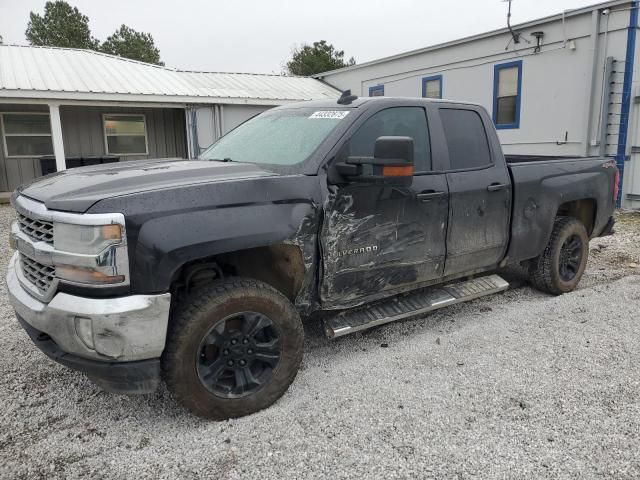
[208,157,233,162]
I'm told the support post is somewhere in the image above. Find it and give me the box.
[48,103,66,172]
[584,9,601,156]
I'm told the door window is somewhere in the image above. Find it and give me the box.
[439,109,492,170]
[339,107,431,172]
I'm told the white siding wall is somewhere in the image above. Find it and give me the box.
[319,3,640,207]
[193,104,272,153]
[222,105,271,135]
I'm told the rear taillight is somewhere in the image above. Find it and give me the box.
[614,167,620,204]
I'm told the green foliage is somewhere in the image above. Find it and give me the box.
[286,40,355,76]
[100,25,163,66]
[25,1,163,66]
[25,1,98,49]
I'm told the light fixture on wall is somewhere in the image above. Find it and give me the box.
[531,31,544,53]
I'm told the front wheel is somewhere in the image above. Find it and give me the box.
[162,278,304,420]
[529,217,589,295]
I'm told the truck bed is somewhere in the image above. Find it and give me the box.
[505,155,616,263]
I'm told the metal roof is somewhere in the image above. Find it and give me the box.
[0,44,339,105]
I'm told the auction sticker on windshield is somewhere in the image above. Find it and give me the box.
[309,111,350,119]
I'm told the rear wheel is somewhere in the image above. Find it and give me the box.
[529,217,589,295]
[162,278,304,420]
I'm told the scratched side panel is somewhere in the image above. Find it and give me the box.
[320,180,448,309]
[283,210,321,314]
[444,166,511,276]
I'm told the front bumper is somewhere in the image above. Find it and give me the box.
[6,252,171,393]
[17,316,161,394]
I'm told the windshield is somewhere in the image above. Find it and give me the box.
[199,108,349,167]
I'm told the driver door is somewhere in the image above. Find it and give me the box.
[319,106,449,308]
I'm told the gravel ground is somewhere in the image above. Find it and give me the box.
[1,205,639,479]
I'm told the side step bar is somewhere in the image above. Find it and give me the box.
[324,274,509,338]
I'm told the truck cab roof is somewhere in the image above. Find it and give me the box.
[273,96,479,111]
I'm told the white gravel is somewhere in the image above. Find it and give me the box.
[1,205,639,479]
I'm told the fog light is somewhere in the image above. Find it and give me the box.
[74,316,95,350]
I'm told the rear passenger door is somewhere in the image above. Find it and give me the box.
[437,107,512,276]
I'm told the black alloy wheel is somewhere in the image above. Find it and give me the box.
[162,278,304,419]
[528,217,589,295]
[196,312,281,398]
[558,234,583,282]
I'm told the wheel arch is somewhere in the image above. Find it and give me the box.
[170,243,308,304]
[556,198,597,236]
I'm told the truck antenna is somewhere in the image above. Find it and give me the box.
[338,90,358,105]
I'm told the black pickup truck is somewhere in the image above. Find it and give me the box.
[6,95,617,419]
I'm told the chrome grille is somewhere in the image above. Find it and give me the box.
[19,254,55,294]
[18,213,54,244]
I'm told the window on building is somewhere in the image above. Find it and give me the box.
[103,114,148,155]
[439,108,492,170]
[338,107,431,172]
[422,75,442,99]
[493,61,522,129]
[369,85,384,97]
[1,113,54,157]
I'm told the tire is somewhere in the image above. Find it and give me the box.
[162,277,304,420]
[529,217,589,295]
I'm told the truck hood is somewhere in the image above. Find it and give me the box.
[17,159,277,213]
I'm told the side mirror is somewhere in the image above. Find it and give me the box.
[336,136,414,186]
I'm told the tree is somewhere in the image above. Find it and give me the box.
[25,1,99,49]
[25,2,164,66]
[286,40,355,76]
[100,25,164,66]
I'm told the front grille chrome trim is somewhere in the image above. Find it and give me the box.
[19,254,56,295]
[17,213,54,244]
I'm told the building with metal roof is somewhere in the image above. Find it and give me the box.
[0,44,339,193]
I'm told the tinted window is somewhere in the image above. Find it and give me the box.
[340,107,431,172]
[440,109,492,170]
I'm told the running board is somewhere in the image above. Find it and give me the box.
[324,274,509,338]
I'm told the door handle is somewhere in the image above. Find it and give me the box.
[487,183,509,192]
[416,191,446,201]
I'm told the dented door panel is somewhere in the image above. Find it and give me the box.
[320,175,448,308]
[444,166,511,276]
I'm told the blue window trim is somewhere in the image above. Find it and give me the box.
[492,60,522,130]
[422,75,443,99]
[369,85,384,97]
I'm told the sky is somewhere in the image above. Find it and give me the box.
[0,0,605,74]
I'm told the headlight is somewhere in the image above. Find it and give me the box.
[53,222,128,286]
[54,223,122,254]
